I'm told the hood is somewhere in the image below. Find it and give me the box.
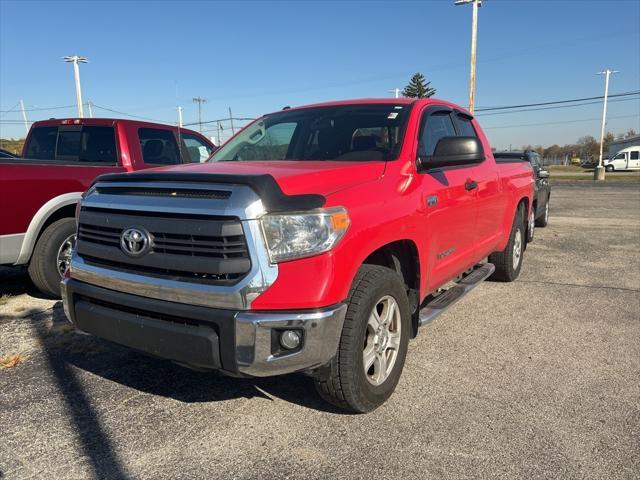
[144,160,386,197]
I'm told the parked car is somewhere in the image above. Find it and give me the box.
[0,148,18,158]
[62,98,534,412]
[603,145,640,171]
[580,158,599,169]
[0,118,216,297]
[494,150,550,241]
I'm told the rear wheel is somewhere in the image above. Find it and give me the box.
[314,265,410,413]
[535,198,549,227]
[527,208,535,242]
[28,218,76,298]
[489,205,525,282]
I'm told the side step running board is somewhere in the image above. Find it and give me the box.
[418,263,495,327]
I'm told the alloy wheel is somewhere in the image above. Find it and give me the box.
[363,295,401,386]
[57,234,76,277]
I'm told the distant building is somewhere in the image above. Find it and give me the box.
[608,135,640,157]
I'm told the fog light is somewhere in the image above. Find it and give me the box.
[279,330,302,350]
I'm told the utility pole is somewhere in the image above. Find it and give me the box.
[455,0,481,114]
[193,96,206,132]
[388,88,401,98]
[217,121,222,146]
[228,107,235,135]
[595,69,619,181]
[86,99,93,118]
[177,106,183,127]
[19,99,29,134]
[63,55,88,118]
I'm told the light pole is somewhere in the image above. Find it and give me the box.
[455,0,481,114]
[63,55,88,118]
[595,69,619,181]
[19,99,29,134]
[193,96,206,132]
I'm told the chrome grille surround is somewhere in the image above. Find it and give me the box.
[69,181,278,310]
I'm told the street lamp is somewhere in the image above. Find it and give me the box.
[63,55,88,118]
[594,69,619,181]
[455,0,482,114]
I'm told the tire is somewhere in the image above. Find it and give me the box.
[605,165,614,172]
[489,205,525,282]
[527,208,535,243]
[27,217,77,298]
[535,197,549,228]
[314,265,410,413]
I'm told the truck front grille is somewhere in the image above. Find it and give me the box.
[76,206,251,285]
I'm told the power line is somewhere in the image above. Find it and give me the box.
[482,114,639,130]
[182,116,255,127]
[0,104,76,113]
[476,91,639,112]
[476,95,639,116]
[90,104,167,123]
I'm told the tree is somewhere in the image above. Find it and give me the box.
[624,129,638,139]
[602,132,615,154]
[402,72,436,98]
[577,135,599,160]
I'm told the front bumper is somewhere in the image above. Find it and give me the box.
[61,278,346,377]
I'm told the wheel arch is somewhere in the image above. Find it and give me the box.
[361,239,421,337]
[16,192,81,265]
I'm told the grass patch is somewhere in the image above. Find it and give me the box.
[547,165,586,173]
[1,353,25,369]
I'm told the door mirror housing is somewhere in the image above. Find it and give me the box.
[418,136,485,171]
[538,170,550,179]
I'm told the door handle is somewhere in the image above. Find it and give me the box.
[465,180,478,191]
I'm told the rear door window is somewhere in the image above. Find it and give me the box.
[139,128,181,165]
[80,126,117,163]
[24,126,58,159]
[181,133,214,163]
[630,151,639,160]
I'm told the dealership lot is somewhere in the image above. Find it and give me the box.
[1,183,638,480]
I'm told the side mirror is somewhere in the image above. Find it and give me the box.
[538,170,550,179]
[418,136,485,171]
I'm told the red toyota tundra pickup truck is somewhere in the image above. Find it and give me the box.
[61,99,533,412]
[0,118,215,296]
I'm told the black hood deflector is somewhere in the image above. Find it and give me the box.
[94,171,326,213]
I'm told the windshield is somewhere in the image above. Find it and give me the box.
[210,104,412,162]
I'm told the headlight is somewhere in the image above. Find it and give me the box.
[260,207,350,263]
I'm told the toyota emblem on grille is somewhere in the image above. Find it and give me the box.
[120,227,151,257]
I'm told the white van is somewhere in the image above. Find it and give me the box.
[604,146,640,171]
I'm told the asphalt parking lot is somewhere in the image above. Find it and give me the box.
[1,182,639,480]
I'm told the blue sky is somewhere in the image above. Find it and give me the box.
[1,0,639,149]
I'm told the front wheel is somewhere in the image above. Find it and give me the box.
[314,265,410,413]
[605,165,614,172]
[489,205,525,282]
[28,217,77,298]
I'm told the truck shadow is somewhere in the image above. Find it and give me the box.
[24,303,347,479]
[0,266,51,299]
[41,303,347,415]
